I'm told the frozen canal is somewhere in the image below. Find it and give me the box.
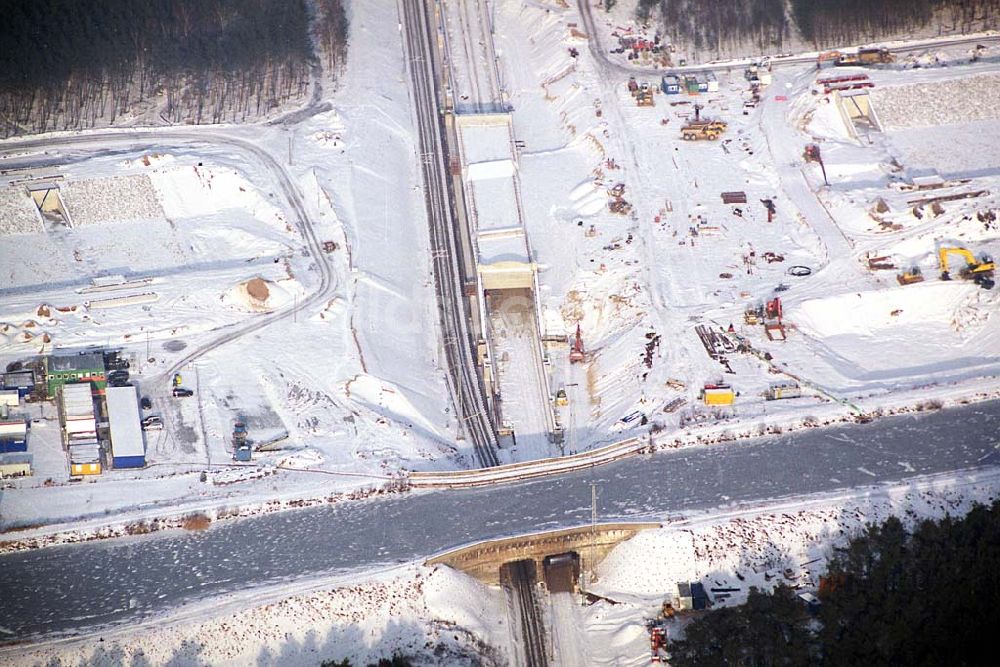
[1,401,999,639]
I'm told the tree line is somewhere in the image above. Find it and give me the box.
[638,0,788,55]
[668,499,1000,666]
[637,0,1000,58]
[0,0,347,138]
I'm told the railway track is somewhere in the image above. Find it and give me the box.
[400,0,500,467]
[503,560,549,667]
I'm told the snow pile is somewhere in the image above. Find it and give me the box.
[0,187,43,235]
[221,277,292,313]
[59,174,164,226]
[345,374,447,441]
[596,529,698,599]
[870,73,1000,129]
[150,164,286,226]
[793,282,981,339]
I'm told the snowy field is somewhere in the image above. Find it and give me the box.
[1,0,1000,621]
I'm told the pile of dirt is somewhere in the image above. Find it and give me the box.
[222,276,291,313]
[245,277,270,303]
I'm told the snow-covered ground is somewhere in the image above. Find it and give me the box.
[0,0,997,542]
[4,565,508,667]
[0,0,466,533]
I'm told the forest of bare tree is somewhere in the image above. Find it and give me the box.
[638,0,1000,60]
[0,0,348,138]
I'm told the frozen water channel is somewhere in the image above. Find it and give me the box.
[1,401,998,639]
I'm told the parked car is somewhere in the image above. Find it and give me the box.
[172,387,193,398]
[140,396,153,410]
[106,369,130,386]
[141,415,163,431]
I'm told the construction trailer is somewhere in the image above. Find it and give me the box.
[69,437,102,476]
[1,389,20,408]
[766,382,802,401]
[676,582,710,611]
[60,382,102,475]
[46,351,106,395]
[0,418,28,452]
[2,370,36,398]
[701,383,735,406]
[105,385,145,468]
[0,460,32,479]
[661,74,681,94]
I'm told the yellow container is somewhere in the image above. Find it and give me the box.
[703,389,735,406]
[71,462,102,476]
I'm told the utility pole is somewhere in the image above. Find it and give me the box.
[590,482,598,584]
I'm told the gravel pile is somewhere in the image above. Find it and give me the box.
[60,174,164,226]
[871,73,1000,129]
[0,187,43,235]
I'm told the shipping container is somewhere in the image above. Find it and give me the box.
[0,461,31,478]
[701,384,735,406]
[70,462,102,476]
[1,389,20,407]
[0,439,27,453]
[65,417,97,435]
[106,386,145,468]
[766,382,802,400]
[2,370,35,397]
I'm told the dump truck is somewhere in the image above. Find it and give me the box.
[681,119,727,140]
[681,104,727,140]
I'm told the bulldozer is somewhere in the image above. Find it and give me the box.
[897,267,925,286]
[939,247,995,289]
[681,104,727,141]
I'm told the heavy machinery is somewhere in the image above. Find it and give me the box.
[816,50,842,68]
[837,48,894,66]
[681,104,727,141]
[804,143,829,185]
[554,388,569,407]
[636,81,655,107]
[569,324,585,363]
[897,267,925,285]
[939,247,995,289]
[232,417,251,462]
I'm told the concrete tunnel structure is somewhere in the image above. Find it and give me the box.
[426,523,661,586]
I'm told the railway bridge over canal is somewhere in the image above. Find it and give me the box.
[426,522,660,585]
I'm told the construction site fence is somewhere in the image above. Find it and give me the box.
[408,436,647,488]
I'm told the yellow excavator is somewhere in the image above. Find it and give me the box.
[939,247,995,289]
